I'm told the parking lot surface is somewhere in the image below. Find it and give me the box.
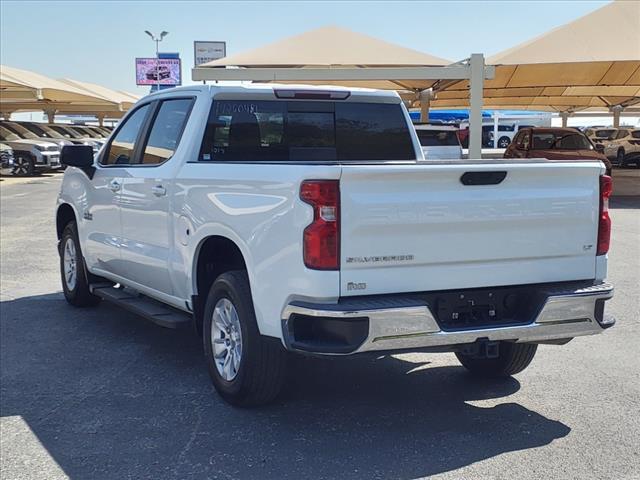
[1,173,639,480]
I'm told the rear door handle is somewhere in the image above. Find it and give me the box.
[151,184,166,197]
[108,179,121,192]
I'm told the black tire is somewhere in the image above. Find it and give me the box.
[203,270,287,407]
[13,154,35,176]
[60,221,101,307]
[455,342,537,377]
[497,136,511,148]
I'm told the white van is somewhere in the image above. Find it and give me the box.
[414,124,462,159]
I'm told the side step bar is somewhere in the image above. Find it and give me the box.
[91,284,192,329]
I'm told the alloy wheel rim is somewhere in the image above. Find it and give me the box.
[63,237,77,291]
[211,298,243,381]
[14,158,28,176]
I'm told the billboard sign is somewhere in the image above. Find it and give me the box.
[194,41,226,67]
[135,58,182,86]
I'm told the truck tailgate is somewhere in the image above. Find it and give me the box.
[340,161,603,296]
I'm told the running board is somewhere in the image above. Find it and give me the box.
[91,285,192,329]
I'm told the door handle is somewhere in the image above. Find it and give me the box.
[151,184,166,197]
[108,179,121,192]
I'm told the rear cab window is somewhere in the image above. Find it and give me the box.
[199,99,416,162]
[416,129,460,147]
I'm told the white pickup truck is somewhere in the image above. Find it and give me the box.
[57,85,615,406]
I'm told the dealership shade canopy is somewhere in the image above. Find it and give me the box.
[0,65,137,118]
[196,26,451,91]
[431,1,640,112]
[58,79,139,110]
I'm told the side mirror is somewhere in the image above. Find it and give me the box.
[61,145,95,178]
[594,143,605,152]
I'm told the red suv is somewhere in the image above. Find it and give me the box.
[504,127,611,174]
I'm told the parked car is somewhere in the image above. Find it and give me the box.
[0,125,61,175]
[414,124,462,159]
[45,124,105,149]
[146,65,171,81]
[1,121,74,149]
[489,124,517,148]
[604,128,640,166]
[17,122,100,151]
[0,143,15,175]
[585,128,617,145]
[57,85,614,407]
[504,127,612,174]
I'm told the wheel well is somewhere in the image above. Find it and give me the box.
[193,236,247,335]
[56,204,76,239]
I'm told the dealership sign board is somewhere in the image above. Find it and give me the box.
[135,58,182,86]
[194,41,226,67]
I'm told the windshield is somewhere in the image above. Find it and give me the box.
[531,132,592,150]
[22,123,63,139]
[49,125,81,139]
[595,129,616,138]
[417,129,460,147]
[67,126,93,137]
[2,123,37,139]
[200,100,416,162]
[0,126,20,141]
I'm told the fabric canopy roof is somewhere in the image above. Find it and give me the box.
[0,65,138,117]
[58,79,139,110]
[200,26,451,91]
[432,1,640,111]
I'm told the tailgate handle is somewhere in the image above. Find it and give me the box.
[460,171,507,186]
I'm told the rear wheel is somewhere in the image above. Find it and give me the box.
[13,154,35,176]
[60,221,101,307]
[203,270,288,407]
[497,136,511,148]
[455,342,537,377]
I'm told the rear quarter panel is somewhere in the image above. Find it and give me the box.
[173,162,341,338]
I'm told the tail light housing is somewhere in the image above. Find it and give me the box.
[300,180,340,270]
[597,175,612,255]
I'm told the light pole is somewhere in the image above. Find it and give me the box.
[144,30,169,92]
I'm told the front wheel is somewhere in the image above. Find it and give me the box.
[455,342,537,377]
[497,136,511,148]
[60,221,101,307]
[203,270,288,407]
[13,154,35,176]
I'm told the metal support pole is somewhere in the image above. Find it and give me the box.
[611,105,623,128]
[44,109,56,123]
[155,38,160,92]
[493,111,500,148]
[97,114,105,127]
[419,89,432,123]
[560,112,570,127]
[468,53,485,159]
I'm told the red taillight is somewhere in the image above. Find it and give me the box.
[300,180,340,270]
[597,175,613,255]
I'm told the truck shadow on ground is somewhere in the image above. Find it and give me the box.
[1,293,570,480]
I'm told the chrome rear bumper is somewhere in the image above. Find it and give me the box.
[282,282,614,355]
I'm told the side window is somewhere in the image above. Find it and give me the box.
[616,130,628,139]
[512,131,523,147]
[140,98,194,165]
[102,104,150,165]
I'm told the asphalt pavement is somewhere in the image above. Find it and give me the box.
[1,172,639,480]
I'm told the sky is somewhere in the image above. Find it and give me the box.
[1,0,612,96]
